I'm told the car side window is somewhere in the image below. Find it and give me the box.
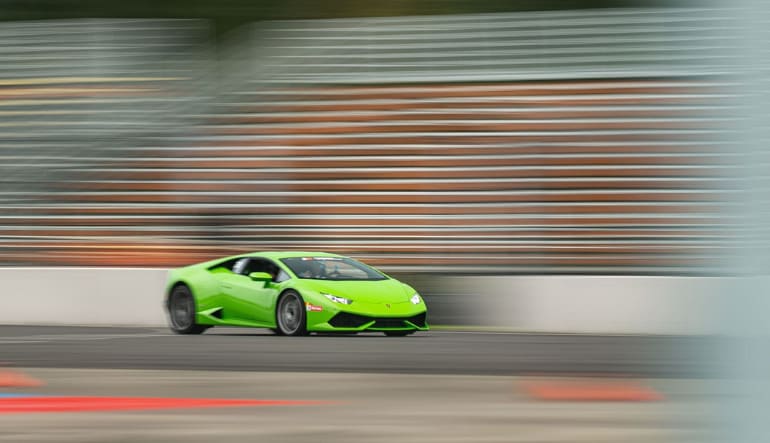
[275,269,290,283]
[227,257,287,282]
[232,258,249,275]
[242,258,281,281]
[242,259,264,275]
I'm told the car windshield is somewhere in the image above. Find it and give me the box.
[280,257,387,281]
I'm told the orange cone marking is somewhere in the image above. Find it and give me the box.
[520,378,663,402]
[0,371,43,388]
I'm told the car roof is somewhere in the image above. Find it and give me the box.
[246,251,346,260]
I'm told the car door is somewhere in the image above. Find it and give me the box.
[218,257,279,325]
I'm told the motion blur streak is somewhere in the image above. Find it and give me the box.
[0,8,741,275]
[0,396,326,414]
[716,2,770,442]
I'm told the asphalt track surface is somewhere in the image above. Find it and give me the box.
[0,326,717,377]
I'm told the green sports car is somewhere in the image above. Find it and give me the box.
[165,251,428,336]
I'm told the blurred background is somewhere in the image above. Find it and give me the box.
[0,0,740,326]
[1,0,768,442]
[0,0,735,274]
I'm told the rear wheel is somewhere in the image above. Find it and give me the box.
[168,285,208,335]
[276,290,308,336]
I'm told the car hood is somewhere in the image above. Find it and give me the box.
[301,278,412,303]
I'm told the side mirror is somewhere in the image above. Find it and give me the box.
[248,272,272,282]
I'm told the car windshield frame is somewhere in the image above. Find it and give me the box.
[280,257,388,281]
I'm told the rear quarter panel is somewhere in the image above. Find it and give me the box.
[165,264,221,312]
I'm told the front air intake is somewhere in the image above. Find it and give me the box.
[328,311,427,329]
[328,312,371,328]
[406,312,427,328]
[372,318,405,328]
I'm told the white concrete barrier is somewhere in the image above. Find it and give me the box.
[0,268,722,334]
[0,268,168,327]
[438,276,721,335]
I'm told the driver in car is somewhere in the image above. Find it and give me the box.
[299,260,325,278]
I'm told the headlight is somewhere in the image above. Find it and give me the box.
[322,293,353,305]
[410,293,421,305]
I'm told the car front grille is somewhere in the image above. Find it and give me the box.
[328,311,427,329]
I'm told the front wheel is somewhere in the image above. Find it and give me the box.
[275,290,308,336]
[168,285,208,335]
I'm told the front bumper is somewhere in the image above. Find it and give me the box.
[328,311,427,330]
[308,308,429,332]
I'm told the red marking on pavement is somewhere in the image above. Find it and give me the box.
[0,370,43,388]
[519,379,664,402]
[0,397,328,414]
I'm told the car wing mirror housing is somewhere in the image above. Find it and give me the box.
[248,271,272,282]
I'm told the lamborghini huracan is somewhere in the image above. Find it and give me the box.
[165,252,428,336]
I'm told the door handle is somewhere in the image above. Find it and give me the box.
[222,284,233,289]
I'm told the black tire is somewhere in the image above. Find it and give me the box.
[167,285,208,335]
[275,290,308,336]
[383,330,414,337]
